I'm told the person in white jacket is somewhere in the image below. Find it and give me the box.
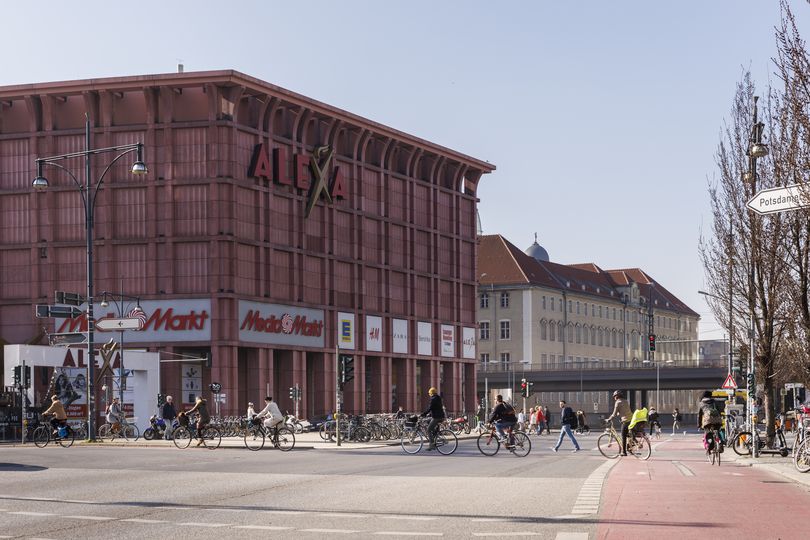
[255,396,283,431]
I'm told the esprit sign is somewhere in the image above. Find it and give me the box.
[248,144,347,217]
[55,299,211,343]
[239,300,325,347]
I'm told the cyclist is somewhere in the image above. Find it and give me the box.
[648,407,661,437]
[421,387,445,451]
[606,390,632,456]
[106,397,123,434]
[42,394,67,436]
[255,396,283,434]
[185,396,210,447]
[487,394,517,445]
[697,390,723,451]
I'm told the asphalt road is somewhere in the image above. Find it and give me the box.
[0,435,607,539]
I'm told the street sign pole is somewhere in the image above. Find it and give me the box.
[335,345,341,447]
[20,360,27,444]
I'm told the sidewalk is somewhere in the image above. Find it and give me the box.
[597,436,810,539]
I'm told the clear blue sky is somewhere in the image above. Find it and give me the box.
[4,1,808,339]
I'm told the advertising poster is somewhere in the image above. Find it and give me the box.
[338,312,355,349]
[462,327,476,359]
[53,367,87,419]
[366,315,383,352]
[417,322,433,356]
[441,324,455,357]
[392,319,409,354]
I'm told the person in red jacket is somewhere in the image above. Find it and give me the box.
[535,406,546,435]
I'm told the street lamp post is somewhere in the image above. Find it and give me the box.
[698,289,734,376]
[32,117,147,440]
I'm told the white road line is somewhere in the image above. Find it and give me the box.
[8,511,56,516]
[233,525,294,531]
[63,499,94,504]
[177,522,231,527]
[473,533,541,537]
[569,458,619,516]
[63,515,113,521]
[120,519,168,523]
[211,508,246,513]
[471,518,509,522]
[374,533,443,537]
[299,529,360,534]
[555,533,590,540]
[322,512,370,518]
[672,461,695,477]
[381,515,438,521]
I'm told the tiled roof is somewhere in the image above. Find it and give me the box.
[478,235,698,317]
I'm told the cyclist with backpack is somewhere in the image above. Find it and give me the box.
[698,391,723,451]
[551,400,581,452]
[488,394,517,444]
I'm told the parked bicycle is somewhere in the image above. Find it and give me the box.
[476,423,531,457]
[400,416,458,455]
[732,422,789,457]
[243,419,295,451]
[597,420,651,460]
[33,421,75,448]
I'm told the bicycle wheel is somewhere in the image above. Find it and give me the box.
[123,424,138,441]
[476,432,500,456]
[98,423,114,441]
[319,422,332,440]
[597,432,622,459]
[244,425,265,451]
[794,439,810,473]
[201,426,222,449]
[509,431,531,457]
[630,433,651,460]
[401,429,424,454]
[435,429,458,455]
[172,426,192,449]
[57,426,75,448]
[733,432,752,456]
[464,422,471,435]
[274,427,295,452]
[33,426,50,448]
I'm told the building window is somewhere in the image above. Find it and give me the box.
[500,320,511,340]
[576,325,582,344]
[480,292,489,309]
[480,321,490,341]
[557,322,564,342]
[500,352,510,364]
[542,296,547,309]
[549,322,556,342]
[559,299,563,311]
[500,292,510,308]
[576,301,580,315]
[584,302,588,315]
[613,308,617,320]
[599,306,603,318]
[568,324,573,343]
[540,321,547,340]
[541,354,547,364]
[598,329,604,346]
[568,300,572,313]
[480,353,490,364]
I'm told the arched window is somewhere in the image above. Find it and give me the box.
[576,324,582,344]
[549,321,556,342]
[558,322,564,342]
[540,321,547,340]
[598,328,604,347]
[567,323,574,343]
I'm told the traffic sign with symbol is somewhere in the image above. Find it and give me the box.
[721,373,738,390]
[95,317,143,331]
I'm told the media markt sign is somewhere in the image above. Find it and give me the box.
[248,144,347,217]
[239,300,325,347]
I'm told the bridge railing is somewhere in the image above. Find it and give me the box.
[477,357,727,373]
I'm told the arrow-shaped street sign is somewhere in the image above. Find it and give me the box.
[95,317,143,331]
[35,305,84,319]
[746,184,810,215]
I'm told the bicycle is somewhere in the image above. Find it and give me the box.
[173,417,221,449]
[400,416,458,455]
[243,419,295,451]
[704,427,723,466]
[732,423,789,457]
[597,421,651,460]
[476,423,531,457]
[98,419,140,441]
[33,420,75,448]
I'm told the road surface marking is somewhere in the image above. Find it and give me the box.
[63,500,94,504]
[570,457,619,515]
[299,529,360,534]
[121,519,168,523]
[671,461,695,477]
[211,508,246,513]
[322,512,370,518]
[473,533,541,537]
[374,533,443,537]
[555,533,589,540]
[472,518,509,522]
[63,515,113,521]
[233,525,294,531]
[381,515,438,521]
[8,511,56,516]
[178,522,231,527]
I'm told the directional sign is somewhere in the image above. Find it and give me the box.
[48,332,87,345]
[721,373,738,390]
[54,291,86,306]
[35,304,84,318]
[95,317,143,331]
[747,184,810,215]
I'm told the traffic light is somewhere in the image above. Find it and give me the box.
[520,378,528,398]
[23,366,30,388]
[14,366,31,388]
[648,334,656,352]
[157,393,166,407]
[13,366,21,387]
[339,355,355,385]
[747,373,756,397]
[289,387,295,399]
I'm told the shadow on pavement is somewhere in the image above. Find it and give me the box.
[0,463,48,472]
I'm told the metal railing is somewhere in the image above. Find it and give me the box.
[477,357,727,373]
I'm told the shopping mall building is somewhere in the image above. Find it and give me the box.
[0,70,494,419]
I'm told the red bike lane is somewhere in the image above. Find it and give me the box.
[596,437,809,539]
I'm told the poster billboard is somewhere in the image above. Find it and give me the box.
[393,319,409,354]
[366,315,383,352]
[441,324,455,357]
[462,327,476,359]
[417,322,433,356]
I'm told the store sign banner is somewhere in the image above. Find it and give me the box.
[462,327,476,359]
[338,312,355,349]
[239,301,325,347]
[392,319,409,354]
[441,324,455,357]
[366,315,383,352]
[55,298,212,343]
[417,322,432,356]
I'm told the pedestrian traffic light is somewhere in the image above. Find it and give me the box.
[23,366,31,388]
[520,379,528,398]
[339,355,355,385]
[746,373,756,397]
[13,366,21,387]
[157,393,166,407]
[648,334,656,352]
[289,387,295,399]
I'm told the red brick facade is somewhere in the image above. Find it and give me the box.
[0,70,494,417]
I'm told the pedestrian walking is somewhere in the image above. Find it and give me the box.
[551,400,581,452]
[162,395,177,440]
[672,407,682,435]
[517,409,526,430]
[528,407,538,434]
[535,406,546,435]
[543,405,551,434]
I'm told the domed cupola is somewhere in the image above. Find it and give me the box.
[525,233,549,262]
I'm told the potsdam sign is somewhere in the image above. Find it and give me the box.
[746,184,810,215]
[248,144,347,217]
